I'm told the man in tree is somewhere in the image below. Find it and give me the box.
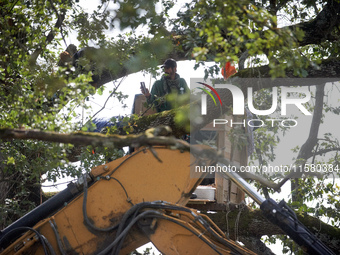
[58,44,78,67]
[58,45,103,88]
[141,58,189,112]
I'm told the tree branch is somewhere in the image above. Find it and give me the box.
[207,208,340,254]
[239,236,275,255]
[285,0,340,47]
[276,84,326,190]
[237,58,340,79]
[28,5,66,65]
[0,126,189,152]
[307,147,340,158]
[298,84,325,160]
[53,0,340,91]
[78,52,340,91]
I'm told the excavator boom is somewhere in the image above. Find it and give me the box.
[0,146,255,255]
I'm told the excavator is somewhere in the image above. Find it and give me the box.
[0,142,336,255]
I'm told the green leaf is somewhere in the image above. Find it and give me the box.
[7,157,15,165]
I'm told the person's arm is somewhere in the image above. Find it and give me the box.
[145,81,161,105]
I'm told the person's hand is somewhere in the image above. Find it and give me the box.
[140,86,151,97]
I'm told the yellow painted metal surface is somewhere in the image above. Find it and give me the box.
[1,147,199,254]
[1,146,256,255]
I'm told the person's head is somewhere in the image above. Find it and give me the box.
[66,44,78,56]
[162,58,177,80]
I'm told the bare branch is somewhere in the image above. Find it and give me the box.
[297,84,325,160]
[91,76,127,120]
[0,126,189,152]
[276,84,325,189]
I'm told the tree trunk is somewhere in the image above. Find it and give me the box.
[205,207,340,254]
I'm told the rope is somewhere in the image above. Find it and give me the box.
[225,202,231,239]
[234,202,246,242]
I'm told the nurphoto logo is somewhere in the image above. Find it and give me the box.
[192,78,313,128]
[198,83,311,116]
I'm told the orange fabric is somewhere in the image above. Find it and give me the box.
[221,62,236,79]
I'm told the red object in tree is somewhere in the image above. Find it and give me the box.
[221,62,237,79]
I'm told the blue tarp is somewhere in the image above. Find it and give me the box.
[87,116,124,133]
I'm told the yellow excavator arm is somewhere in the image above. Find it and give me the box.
[0,146,255,255]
